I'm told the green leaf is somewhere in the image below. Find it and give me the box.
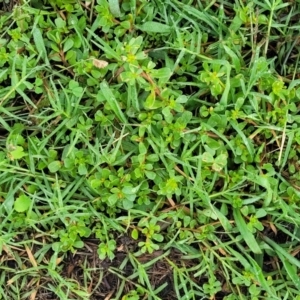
[86,28,120,60]
[137,21,171,33]
[14,195,31,212]
[131,228,139,240]
[48,161,62,173]
[255,208,267,218]
[32,26,49,65]
[63,38,74,53]
[128,83,139,111]
[246,172,273,207]
[73,240,84,249]
[128,36,143,54]
[233,208,262,254]
[212,153,227,172]
[146,154,159,162]
[230,120,254,159]
[263,236,300,268]
[122,186,138,194]
[145,171,156,180]
[108,0,121,17]
[52,242,61,252]
[246,255,278,299]
[202,152,214,164]
[100,80,128,124]
[144,89,161,110]
[280,256,300,290]
[150,67,172,79]
[9,146,26,160]
[69,80,83,97]
[162,107,173,123]
[122,198,134,210]
[125,194,136,202]
[138,142,147,155]
[223,45,241,72]
[209,205,232,231]
[108,194,118,206]
[78,164,87,175]
[152,233,164,242]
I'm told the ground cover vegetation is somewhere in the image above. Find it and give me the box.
[0,0,300,299]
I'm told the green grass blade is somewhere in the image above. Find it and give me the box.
[127,83,139,112]
[32,27,49,65]
[279,253,300,290]
[136,21,171,34]
[233,208,262,254]
[263,236,300,268]
[100,80,128,124]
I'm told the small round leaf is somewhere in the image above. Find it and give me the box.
[14,195,31,212]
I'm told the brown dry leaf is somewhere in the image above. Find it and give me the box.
[56,256,64,266]
[67,264,75,277]
[117,244,124,252]
[93,59,109,69]
[25,245,37,268]
[269,222,277,235]
[167,198,176,207]
[104,289,115,300]
[30,290,38,300]
[218,247,227,256]
[2,245,13,256]
[7,273,20,286]
[7,278,14,286]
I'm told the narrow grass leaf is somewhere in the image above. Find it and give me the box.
[279,131,294,172]
[246,255,279,299]
[209,205,232,231]
[32,27,49,65]
[233,208,262,254]
[224,244,251,269]
[202,122,236,155]
[137,21,171,33]
[178,2,221,34]
[230,120,254,159]
[223,45,241,72]
[86,28,120,60]
[245,171,273,207]
[263,236,300,268]
[128,83,139,111]
[0,107,12,131]
[278,253,300,290]
[100,80,128,124]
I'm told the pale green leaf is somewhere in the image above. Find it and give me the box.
[14,195,31,212]
[137,21,171,33]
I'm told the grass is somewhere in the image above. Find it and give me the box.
[1,0,300,299]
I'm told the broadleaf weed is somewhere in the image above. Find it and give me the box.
[1,0,300,299]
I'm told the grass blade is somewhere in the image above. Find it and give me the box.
[136,21,171,34]
[262,236,300,268]
[32,27,49,65]
[100,80,128,124]
[233,208,262,254]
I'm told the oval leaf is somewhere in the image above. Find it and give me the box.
[202,152,214,164]
[48,161,62,173]
[137,21,171,33]
[14,195,31,212]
